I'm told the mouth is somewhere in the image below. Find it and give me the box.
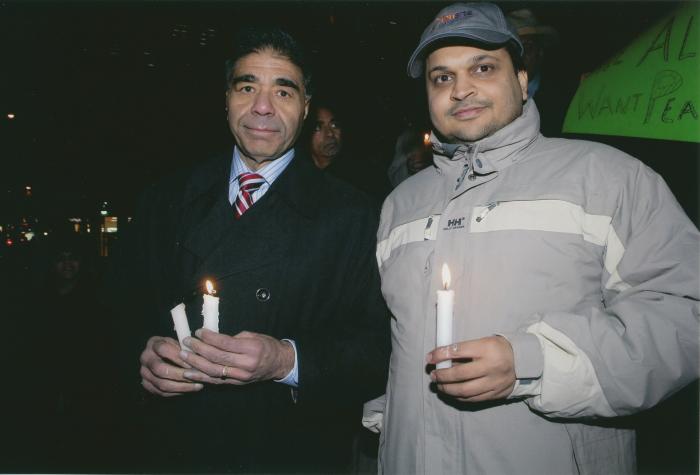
[451,105,487,119]
[244,125,280,135]
[323,140,339,150]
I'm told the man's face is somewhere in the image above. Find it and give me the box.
[310,107,343,167]
[226,48,310,170]
[425,45,527,143]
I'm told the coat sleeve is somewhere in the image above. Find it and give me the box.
[508,162,699,418]
[294,202,391,407]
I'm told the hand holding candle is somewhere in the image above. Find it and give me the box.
[202,279,220,333]
[436,263,454,369]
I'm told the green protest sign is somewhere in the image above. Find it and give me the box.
[563,2,699,143]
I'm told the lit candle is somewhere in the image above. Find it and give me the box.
[436,263,454,369]
[423,132,431,146]
[170,303,192,350]
[202,279,220,332]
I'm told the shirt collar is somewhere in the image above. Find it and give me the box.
[230,146,296,186]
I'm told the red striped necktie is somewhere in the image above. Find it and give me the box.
[234,172,266,218]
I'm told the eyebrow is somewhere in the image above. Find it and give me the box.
[231,74,301,93]
[427,65,451,75]
[276,77,300,91]
[231,74,257,85]
[427,54,501,75]
[470,54,500,64]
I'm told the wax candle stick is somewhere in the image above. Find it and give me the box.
[436,263,454,369]
[202,279,220,332]
[170,303,192,350]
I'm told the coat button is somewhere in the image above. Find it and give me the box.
[256,288,271,302]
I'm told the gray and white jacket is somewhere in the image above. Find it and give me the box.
[369,100,699,474]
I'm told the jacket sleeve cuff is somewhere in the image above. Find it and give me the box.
[498,332,543,379]
[498,332,544,399]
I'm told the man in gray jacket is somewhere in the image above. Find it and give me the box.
[367,3,699,474]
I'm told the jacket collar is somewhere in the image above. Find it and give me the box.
[431,99,541,175]
[175,146,323,290]
[268,149,322,219]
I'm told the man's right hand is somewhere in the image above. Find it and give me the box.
[139,336,204,397]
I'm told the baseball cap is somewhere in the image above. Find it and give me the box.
[407,2,523,78]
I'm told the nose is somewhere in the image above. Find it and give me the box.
[323,125,336,138]
[450,74,476,102]
[251,90,274,116]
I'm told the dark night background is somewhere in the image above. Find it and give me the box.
[0,1,698,473]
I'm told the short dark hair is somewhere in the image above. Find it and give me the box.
[225,27,313,96]
[309,95,343,126]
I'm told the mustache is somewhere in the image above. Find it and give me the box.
[448,100,492,116]
[243,119,281,131]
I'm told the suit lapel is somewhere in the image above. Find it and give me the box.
[176,150,323,295]
[174,153,234,297]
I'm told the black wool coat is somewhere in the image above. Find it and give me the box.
[109,150,391,473]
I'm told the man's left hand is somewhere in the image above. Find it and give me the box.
[427,335,516,402]
[179,329,295,385]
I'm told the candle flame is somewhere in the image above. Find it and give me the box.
[423,132,430,146]
[441,263,451,290]
[205,279,216,295]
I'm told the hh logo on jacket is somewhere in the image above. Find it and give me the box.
[444,217,466,230]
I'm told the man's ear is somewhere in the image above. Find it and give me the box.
[518,70,528,101]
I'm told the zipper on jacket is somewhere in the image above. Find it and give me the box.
[456,163,469,190]
[466,144,477,181]
[455,145,477,190]
[475,202,499,222]
[424,215,435,240]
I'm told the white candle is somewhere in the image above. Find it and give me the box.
[436,263,454,369]
[170,303,192,350]
[202,279,220,332]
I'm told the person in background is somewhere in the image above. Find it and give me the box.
[17,234,115,472]
[309,99,344,170]
[506,7,575,136]
[305,95,390,205]
[387,127,434,188]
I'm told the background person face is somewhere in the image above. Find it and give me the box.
[310,107,343,168]
[226,48,310,170]
[54,251,80,281]
[425,45,527,143]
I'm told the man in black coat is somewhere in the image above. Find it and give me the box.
[113,27,390,473]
